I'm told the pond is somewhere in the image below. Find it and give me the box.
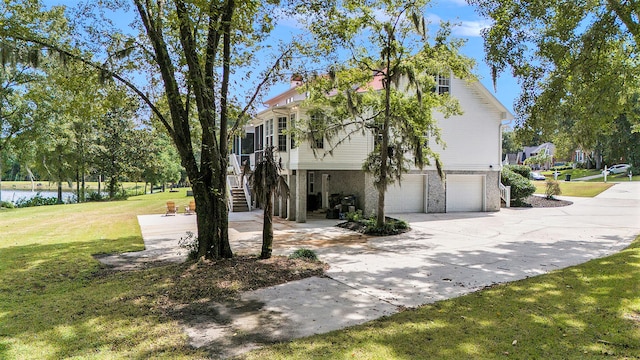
[0,190,75,204]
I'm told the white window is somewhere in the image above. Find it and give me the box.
[435,75,450,95]
[278,116,287,151]
[265,119,273,147]
[290,113,297,149]
[310,113,324,149]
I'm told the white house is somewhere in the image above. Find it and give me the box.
[230,75,514,222]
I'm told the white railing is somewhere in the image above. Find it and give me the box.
[499,182,511,208]
[227,176,234,212]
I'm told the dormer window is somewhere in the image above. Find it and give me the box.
[435,75,450,95]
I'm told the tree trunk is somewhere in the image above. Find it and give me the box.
[192,180,233,260]
[57,181,63,204]
[261,191,273,259]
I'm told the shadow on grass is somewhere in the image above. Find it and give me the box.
[0,237,206,359]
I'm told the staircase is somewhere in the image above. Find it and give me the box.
[227,154,252,212]
[230,188,250,212]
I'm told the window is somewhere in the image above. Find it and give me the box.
[265,119,273,147]
[310,113,324,149]
[278,116,287,151]
[255,125,264,150]
[435,75,450,95]
[308,171,315,194]
[290,113,297,149]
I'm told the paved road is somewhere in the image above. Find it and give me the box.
[110,182,640,358]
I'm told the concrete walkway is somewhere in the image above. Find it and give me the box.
[108,182,640,357]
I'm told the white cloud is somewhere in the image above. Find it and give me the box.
[455,20,491,37]
[443,0,469,6]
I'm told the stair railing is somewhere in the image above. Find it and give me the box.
[499,182,511,208]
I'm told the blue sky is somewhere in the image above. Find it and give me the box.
[42,0,520,114]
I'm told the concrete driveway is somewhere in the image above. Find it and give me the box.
[123,182,640,357]
[229,183,640,346]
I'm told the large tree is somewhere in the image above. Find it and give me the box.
[2,1,293,259]
[470,0,640,162]
[298,0,474,227]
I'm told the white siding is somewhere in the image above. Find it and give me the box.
[429,78,504,172]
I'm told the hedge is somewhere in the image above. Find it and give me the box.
[501,167,536,205]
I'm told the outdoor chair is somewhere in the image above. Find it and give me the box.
[165,201,178,216]
[185,200,196,215]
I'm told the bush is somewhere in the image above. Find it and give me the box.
[545,180,562,199]
[0,201,14,209]
[289,248,319,261]
[86,191,104,202]
[178,231,199,260]
[505,164,532,179]
[364,217,409,235]
[14,193,59,208]
[346,210,363,222]
[501,167,536,206]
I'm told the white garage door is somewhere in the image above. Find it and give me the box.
[385,175,425,213]
[446,175,484,212]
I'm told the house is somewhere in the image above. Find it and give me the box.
[522,143,555,170]
[230,75,514,222]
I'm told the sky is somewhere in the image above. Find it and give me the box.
[42,0,520,115]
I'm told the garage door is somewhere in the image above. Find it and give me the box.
[446,175,484,212]
[385,175,425,213]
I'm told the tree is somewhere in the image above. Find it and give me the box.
[471,0,640,157]
[93,94,141,199]
[2,1,294,259]
[299,0,473,228]
[250,146,288,259]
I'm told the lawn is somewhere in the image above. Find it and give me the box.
[242,236,640,359]
[0,190,324,359]
[0,190,204,359]
[1,189,639,359]
[533,181,615,197]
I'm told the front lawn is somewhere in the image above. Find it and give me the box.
[534,181,614,197]
[0,190,324,359]
[242,235,640,359]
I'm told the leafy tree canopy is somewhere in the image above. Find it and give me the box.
[471,0,640,154]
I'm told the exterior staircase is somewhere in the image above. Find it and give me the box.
[230,188,250,212]
[227,154,252,212]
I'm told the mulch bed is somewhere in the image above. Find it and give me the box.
[519,195,573,208]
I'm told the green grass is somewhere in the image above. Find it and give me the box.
[242,236,640,359]
[0,189,206,359]
[2,188,639,359]
[541,168,602,179]
[534,181,615,197]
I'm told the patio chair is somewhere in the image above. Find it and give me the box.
[185,200,196,215]
[165,201,178,216]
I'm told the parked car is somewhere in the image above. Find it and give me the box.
[607,164,631,174]
[530,172,546,180]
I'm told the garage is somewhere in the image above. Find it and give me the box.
[446,174,485,212]
[384,174,426,213]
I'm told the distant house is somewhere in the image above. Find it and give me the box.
[230,75,514,222]
[522,143,555,170]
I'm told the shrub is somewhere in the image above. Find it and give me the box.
[364,217,409,235]
[501,167,536,206]
[178,231,199,260]
[505,164,532,179]
[545,180,562,199]
[0,201,14,209]
[346,210,363,222]
[86,191,104,202]
[14,193,59,208]
[289,248,319,261]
